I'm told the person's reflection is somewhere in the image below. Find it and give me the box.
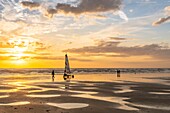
[52,77,54,82]
[65,79,70,89]
[64,77,71,89]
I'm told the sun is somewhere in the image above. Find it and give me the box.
[7,38,30,65]
[1,36,49,67]
[12,52,27,65]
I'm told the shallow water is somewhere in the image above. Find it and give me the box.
[0,73,170,112]
[47,103,89,109]
[26,94,61,98]
[0,95,9,98]
[0,101,30,106]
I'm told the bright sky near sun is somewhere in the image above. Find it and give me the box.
[0,0,170,68]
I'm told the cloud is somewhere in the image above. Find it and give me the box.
[0,56,11,60]
[23,56,92,62]
[34,42,51,51]
[55,0,122,15]
[165,6,170,15]
[0,42,15,48]
[63,40,170,60]
[0,37,51,61]
[0,38,50,50]
[0,0,65,37]
[153,6,170,26]
[152,16,170,26]
[20,1,40,9]
[115,10,128,21]
[0,36,91,62]
[109,37,127,41]
[45,8,58,18]
[20,0,126,20]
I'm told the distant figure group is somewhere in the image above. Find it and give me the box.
[117,69,121,77]
[52,70,55,81]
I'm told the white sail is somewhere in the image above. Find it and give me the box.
[64,54,71,74]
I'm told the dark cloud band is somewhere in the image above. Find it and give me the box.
[21,0,122,18]
[21,1,40,9]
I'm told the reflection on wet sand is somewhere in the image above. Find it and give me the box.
[129,103,170,111]
[26,94,60,98]
[0,89,18,93]
[65,80,70,90]
[47,103,89,109]
[149,92,170,95]
[0,73,170,113]
[0,95,9,98]
[113,85,135,94]
[71,94,138,111]
[0,101,30,106]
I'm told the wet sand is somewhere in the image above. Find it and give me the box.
[0,73,170,113]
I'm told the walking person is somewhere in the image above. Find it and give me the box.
[52,70,55,81]
[117,69,120,77]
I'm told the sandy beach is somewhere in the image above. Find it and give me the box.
[0,72,169,113]
[0,0,169,112]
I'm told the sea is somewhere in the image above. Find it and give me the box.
[0,68,170,75]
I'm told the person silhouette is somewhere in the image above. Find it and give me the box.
[117,69,120,77]
[52,70,55,81]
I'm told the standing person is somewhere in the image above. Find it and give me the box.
[52,70,55,81]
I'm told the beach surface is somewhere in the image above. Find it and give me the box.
[0,72,170,113]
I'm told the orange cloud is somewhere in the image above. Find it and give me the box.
[0,37,51,61]
[63,39,170,60]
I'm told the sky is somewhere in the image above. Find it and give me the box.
[0,0,170,68]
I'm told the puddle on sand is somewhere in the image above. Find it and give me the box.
[68,90,98,95]
[28,87,65,93]
[82,87,98,90]
[149,92,170,95]
[129,103,170,111]
[47,103,89,109]
[163,89,170,92]
[71,94,138,111]
[0,89,18,93]
[26,94,60,98]
[0,101,30,106]
[0,95,9,98]
[113,86,134,93]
